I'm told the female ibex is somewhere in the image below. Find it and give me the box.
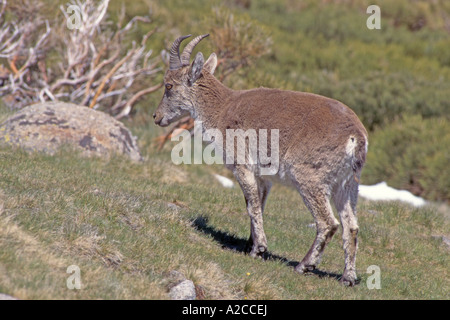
[154,34,368,286]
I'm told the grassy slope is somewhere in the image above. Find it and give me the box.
[0,141,448,299]
[0,0,449,300]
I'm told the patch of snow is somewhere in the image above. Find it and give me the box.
[359,181,426,207]
[213,174,234,188]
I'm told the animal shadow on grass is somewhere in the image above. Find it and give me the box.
[191,216,345,282]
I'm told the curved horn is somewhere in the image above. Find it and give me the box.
[169,35,191,70]
[180,34,210,66]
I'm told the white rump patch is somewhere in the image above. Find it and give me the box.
[364,134,369,153]
[345,136,357,157]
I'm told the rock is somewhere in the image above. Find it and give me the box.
[169,280,196,300]
[432,235,450,250]
[167,203,179,211]
[0,293,18,300]
[168,270,186,281]
[443,236,450,248]
[0,102,141,161]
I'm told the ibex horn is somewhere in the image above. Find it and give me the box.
[169,35,191,70]
[180,34,210,66]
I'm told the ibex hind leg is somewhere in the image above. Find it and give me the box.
[294,186,339,274]
[332,174,360,287]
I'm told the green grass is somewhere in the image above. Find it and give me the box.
[0,139,448,299]
[1,0,449,299]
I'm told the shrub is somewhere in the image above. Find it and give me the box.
[292,71,450,131]
[204,7,272,85]
[362,115,450,202]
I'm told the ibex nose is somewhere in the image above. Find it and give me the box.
[153,112,162,125]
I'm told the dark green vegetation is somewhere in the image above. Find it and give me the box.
[0,0,449,299]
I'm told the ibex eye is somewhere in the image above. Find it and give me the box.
[165,84,173,90]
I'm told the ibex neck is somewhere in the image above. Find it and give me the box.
[192,72,233,128]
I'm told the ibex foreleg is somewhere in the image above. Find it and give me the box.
[234,166,268,258]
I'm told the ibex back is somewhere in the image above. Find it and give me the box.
[154,34,368,286]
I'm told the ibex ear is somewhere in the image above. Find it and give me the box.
[188,52,204,86]
[204,53,218,74]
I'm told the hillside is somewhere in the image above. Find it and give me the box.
[0,0,449,300]
[0,143,448,299]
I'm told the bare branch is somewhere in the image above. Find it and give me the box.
[115,82,163,119]
[89,46,135,109]
[0,0,162,113]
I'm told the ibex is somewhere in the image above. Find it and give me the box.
[154,34,368,286]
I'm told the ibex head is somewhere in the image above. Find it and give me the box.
[153,34,218,127]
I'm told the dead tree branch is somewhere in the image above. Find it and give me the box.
[0,0,162,117]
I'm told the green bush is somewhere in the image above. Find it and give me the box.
[362,115,450,202]
[301,72,450,131]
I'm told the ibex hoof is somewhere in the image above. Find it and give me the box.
[340,271,358,287]
[295,263,315,274]
[249,245,267,259]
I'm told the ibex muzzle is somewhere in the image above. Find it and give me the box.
[154,34,368,286]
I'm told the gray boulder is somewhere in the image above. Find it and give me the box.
[169,279,196,300]
[0,102,141,161]
[0,293,18,300]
